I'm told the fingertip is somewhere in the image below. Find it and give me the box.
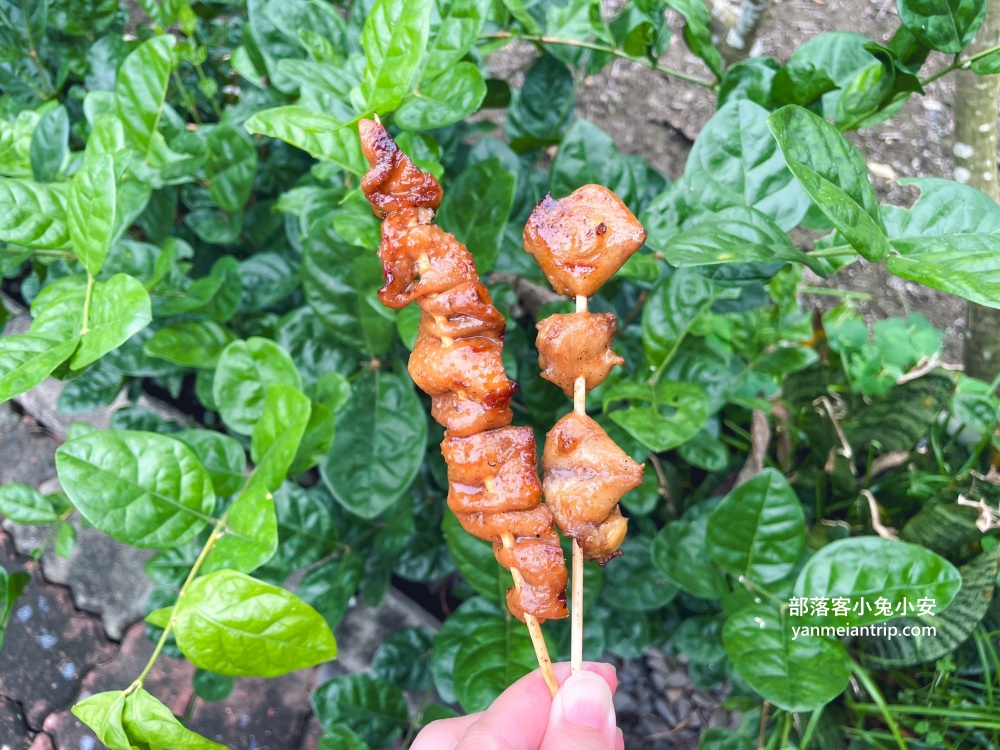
[616,728,625,750]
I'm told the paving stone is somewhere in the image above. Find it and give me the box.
[43,622,196,750]
[0,696,32,750]
[0,534,117,731]
[297,715,323,750]
[0,417,58,489]
[6,509,155,641]
[186,670,315,750]
[0,403,20,436]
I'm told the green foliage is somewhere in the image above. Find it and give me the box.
[2,0,1000,747]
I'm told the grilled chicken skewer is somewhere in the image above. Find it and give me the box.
[523,185,647,673]
[359,117,567,695]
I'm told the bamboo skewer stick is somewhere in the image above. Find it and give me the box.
[570,293,588,675]
[502,531,559,696]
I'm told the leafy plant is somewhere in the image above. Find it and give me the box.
[2,0,1000,747]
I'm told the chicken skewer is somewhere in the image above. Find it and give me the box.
[359,117,566,696]
[523,186,648,673]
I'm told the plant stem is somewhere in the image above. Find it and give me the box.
[27,508,75,575]
[850,660,908,750]
[921,41,1000,87]
[130,520,226,690]
[478,32,717,89]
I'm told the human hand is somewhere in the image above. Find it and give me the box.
[412,662,624,750]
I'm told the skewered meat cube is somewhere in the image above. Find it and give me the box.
[377,208,478,309]
[443,427,569,622]
[542,411,643,564]
[359,119,442,216]
[523,185,647,298]
[408,332,517,437]
[536,311,625,396]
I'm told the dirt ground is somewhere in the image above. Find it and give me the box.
[490,0,973,364]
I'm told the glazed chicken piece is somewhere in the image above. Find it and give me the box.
[443,427,569,622]
[416,282,506,342]
[542,411,643,564]
[377,208,478,309]
[523,185,647,298]
[359,119,442,216]
[536,312,624,396]
[408,332,516,437]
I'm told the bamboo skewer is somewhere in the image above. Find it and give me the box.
[570,294,588,675]
[502,531,559,696]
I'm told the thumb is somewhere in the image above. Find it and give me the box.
[539,671,619,750]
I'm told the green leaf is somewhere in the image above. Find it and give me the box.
[506,54,575,152]
[723,605,851,712]
[664,0,722,78]
[706,469,805,584]
[663,206,826,275]
[301,222,395,355]
[173,569,337,677]
[55,430,215,548]
[318,725,371,750]
[260,484,338,581]
[896,0,987,53]
[144,320,236,369]
[297,551,365,631]
[0,568,29,649]
[394,63,487,131]
[72,274,153,370]
[172,430,247,497]
[454,614,540,713]
[766,105,889,261]
[30,105,69,182]
[245,107,365,175]
[0,179,71,249]
[652,517,729,598]
[68,154,116,277]
[359,0,433,113]
[72,691,130,750]
[55,522,76,558]
[549,119,638,208]
[193,670,234,702]
[772,33,880,117]
[205,125,257,213]
[320,371,426,520]
[250,385,311,491]
[443,511,506,606]
[431,597,499,703]
[602,536,678,611]
[371,627,435,692]
[291,400,335,474]
[793,536,962,626]
[865,543,1000,666]
[312,674,408,749]
[605,380,710,453]
[122,689,224,749]
[115,35,176,158]
[58,359,124,415]
[0,335,78,403]
[642,269,715,367]
[425,0,487,79]
[213,338,302,435]
[0,483,59,524]
[436,157,516,272]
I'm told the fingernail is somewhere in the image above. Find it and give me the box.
[552,671,616,733]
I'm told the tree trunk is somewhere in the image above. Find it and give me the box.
[706,0,771,64]
[957,0,1000,380]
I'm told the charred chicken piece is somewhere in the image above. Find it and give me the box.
[443,427,569,622]
[359,119,443,216]
[377,208,478,309]
[408,332,516,437]
[536,312,625,396]
[523,185,647,298]
[542,411,643,564]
